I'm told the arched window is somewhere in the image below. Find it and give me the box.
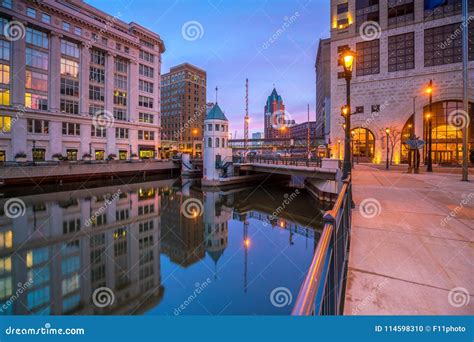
[352,127,375,160]
[216,138,220,147]
[400,115,414,164]
[423,100,473,164]
[222,138,225,147]
[208,137,212,148]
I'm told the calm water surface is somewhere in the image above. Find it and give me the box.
[0,178,327,315]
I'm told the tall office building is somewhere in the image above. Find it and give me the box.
[160,63,206,157]
[0,0,165,161]
[328,0,473,164]
[315,38,331,142]
[264,88,292,139]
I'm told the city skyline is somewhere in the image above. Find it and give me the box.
[87,0,330,138]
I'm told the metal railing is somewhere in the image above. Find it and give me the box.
[234,156,322,168]
[291,176,352,315]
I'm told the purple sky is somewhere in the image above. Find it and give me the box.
[87,0,330,138]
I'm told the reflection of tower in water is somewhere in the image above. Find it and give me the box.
[203,192,230,279]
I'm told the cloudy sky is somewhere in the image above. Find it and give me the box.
[87,0,330,137]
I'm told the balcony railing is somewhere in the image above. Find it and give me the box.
[292,176,352,315]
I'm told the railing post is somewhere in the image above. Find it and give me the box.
[322,211,336,315]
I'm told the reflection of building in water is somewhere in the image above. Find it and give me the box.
[203,192,231,273]
[0,180,171,315]
[160,190,205,267]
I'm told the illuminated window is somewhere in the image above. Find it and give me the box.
[0,230,12,249]
[26,248,49,268]
[0,116,11,133]
[0,256,11,273]
[25,93,48,110]
[25,70,48,91]
[0,275,12,299]
[0,89,10,106]
[61,58,79,78]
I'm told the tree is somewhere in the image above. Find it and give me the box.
[381,127,402,165]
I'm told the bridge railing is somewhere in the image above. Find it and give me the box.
[234,156,322,168]
[291,176,352,316]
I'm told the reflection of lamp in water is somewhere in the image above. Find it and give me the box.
[279,220,286,228]
[192,209,198,218]
[244,238,251,248]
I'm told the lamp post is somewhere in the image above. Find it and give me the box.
[339,49,355,180]
[351,130,355,168]
[426,80,433,172]
[192,128,198,158]
[337,138,341,160]
[385,128,390,170]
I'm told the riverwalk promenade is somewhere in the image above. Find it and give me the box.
[344,165,473,315]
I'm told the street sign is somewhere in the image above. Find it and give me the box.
[405,139,425,149]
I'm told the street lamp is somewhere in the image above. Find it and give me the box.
[192,128,198,157]
[339,49,355,179]
[351,130,355,168]
[385,127,390,170]
[426,80,433,172]
[337,138,341,160]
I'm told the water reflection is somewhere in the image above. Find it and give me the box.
[0,178,327,315]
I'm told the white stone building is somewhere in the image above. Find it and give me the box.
[0,0,164,161]
[328,0,473,165]
[202,103,232,184]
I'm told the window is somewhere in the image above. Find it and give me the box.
[138,95,153,108]
[27,119,49,134]
[26,48,48,70]
[27,7,37,18]
[0,39,10,61]
[26,70,48,91]
[113,91,127,106]
[1,0,12,9]
[91,125,106,138]
[124,46,129,53]
[0,230,12,249]
[337,2,349,14]
[388,0,414,27]
[356,39,380,76]
[215,137,220,147]
[115,127,129,139]
[41,13,51,24]
[74,27,82,36]
[62,22,70,31]
[388,32,414,71]
[207,124,212,131]
[90,67,105,84]
[113,108,127,121]
[25,93,47,110]
[61,40,79,58]
[89,85,105,101]
[114,74,127,89]
[90,49,106,66]
[89,104,104,116]
[356,0,379,29]
[0,115,11,133]
[60,58,79,78]
[424,22,474,67]
[139,80,154,93]
[139,113,154,123]
[208,137,212,147]
[424,0,474,20]
[138,130,155,140]
[114,58,127,73]
[60,98,79,114]
[140,39,154,49]
[62,122,80,136]
[116,43,122,51]
[26,28,49,49]
[139,50,154,63]
[61,78,79,97]
[139,64,154,78]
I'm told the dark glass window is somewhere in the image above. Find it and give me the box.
[388,32,415,72]
[424,0,474,20]
[424,22,474,67]
[356,0,379,28]
[356,39,380,76]
[388,0,414,27]
[337,2,349,14]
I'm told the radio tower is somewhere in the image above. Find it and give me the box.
[244,78,249,150]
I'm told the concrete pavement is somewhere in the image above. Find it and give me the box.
[344,165,474,315]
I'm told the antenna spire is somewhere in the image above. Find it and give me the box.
[215,86,218,104]
[244,78,249,149]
